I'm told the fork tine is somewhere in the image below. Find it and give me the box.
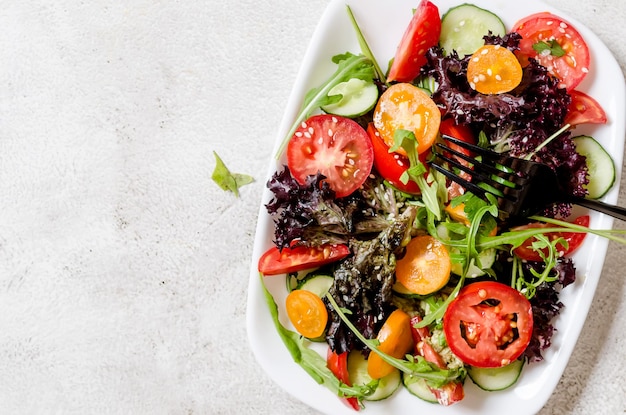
[440,134,502,161]
[434,144,527,190]
[430,162,491,199]
[435,141,528,187]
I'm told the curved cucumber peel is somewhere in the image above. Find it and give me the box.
[440,4,506,57]
[573,135,616,199]
[321,78,378,117]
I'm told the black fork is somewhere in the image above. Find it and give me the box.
[431,135,626,221]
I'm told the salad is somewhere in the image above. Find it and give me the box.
[252,0,624,412]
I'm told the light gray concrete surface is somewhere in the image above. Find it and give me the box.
[0,0,624,414]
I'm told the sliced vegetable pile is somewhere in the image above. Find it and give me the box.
[257,0,619,410]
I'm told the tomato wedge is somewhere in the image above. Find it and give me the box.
[373,83,441,156]
[564,90,608,126]
[443,281,533,368]
[512,215,589,262]
[367,309,414,379]
[387,0,441,83]
[258,244,350,276]
[327,349,360,410]
[513,12,590,91]
[367,123,421,194]
[286,114,374,198]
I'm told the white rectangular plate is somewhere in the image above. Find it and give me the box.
[247,1,626,414]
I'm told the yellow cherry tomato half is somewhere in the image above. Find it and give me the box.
[467,45,523,95]
[395,235,452,296]
[367,309,414,379]
[373,83,441,156]
[285,289,328,339]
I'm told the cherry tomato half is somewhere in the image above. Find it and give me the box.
[564,90,608,126]
[513,12,590,91]
[387,0,441,83]
[467,45,523,95]
[287,114,374,198]
[367,123,421,194]
[443,281,533,368]
[512,215,589,262]
[373,83,441,156]
[257,244,350,276]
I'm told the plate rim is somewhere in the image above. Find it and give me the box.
[247,0,626,414]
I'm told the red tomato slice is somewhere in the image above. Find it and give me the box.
[287,114,374,198]
[258,244,350,276]
[513,13,590,91]
[564,90,608,126]
[326,349,360,411]
[443,281,533,368]
[409,315,464,406]
[439,118,476,157]
[387,0,441,83]
[367,123,421,194]
[512,215,589,262]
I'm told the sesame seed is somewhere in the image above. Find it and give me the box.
[487,68,493,76]
[308,127,314,135]
[495,74,502,81]
[295,132,303,137]
[328,129,333,136]
[481,48,489,55]
[582,67,589,73]
[332,116,338,123]
[304,132,311,139]
[301,121,307,129]
[560,22,568,28]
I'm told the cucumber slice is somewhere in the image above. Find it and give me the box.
[440,4,506,57]
[573,135,616,199]
[321,78,378,118]
[402,373,438,403]
[468,359,524,391]
[296,274,334,298]
[347,351,401,401]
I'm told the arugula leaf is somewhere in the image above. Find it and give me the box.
[532,40,566,57]
[346,5,386,83]
[391,129,442,222]
[211,151,254,197]
[259,273,373,403]
[326,293,462,388]
[275,53,376,158]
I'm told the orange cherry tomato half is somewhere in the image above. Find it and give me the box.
[373,83,441,156]
[367,309,414,379]
[258,244,350,276]
[513,12,590,91]
[285,289,328,339]
[467,45,523,95]
[564,90,607,126]
[387,0,441,83]
[443,281,533,368]
[512,215,589,262]
[395,235,452,295]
